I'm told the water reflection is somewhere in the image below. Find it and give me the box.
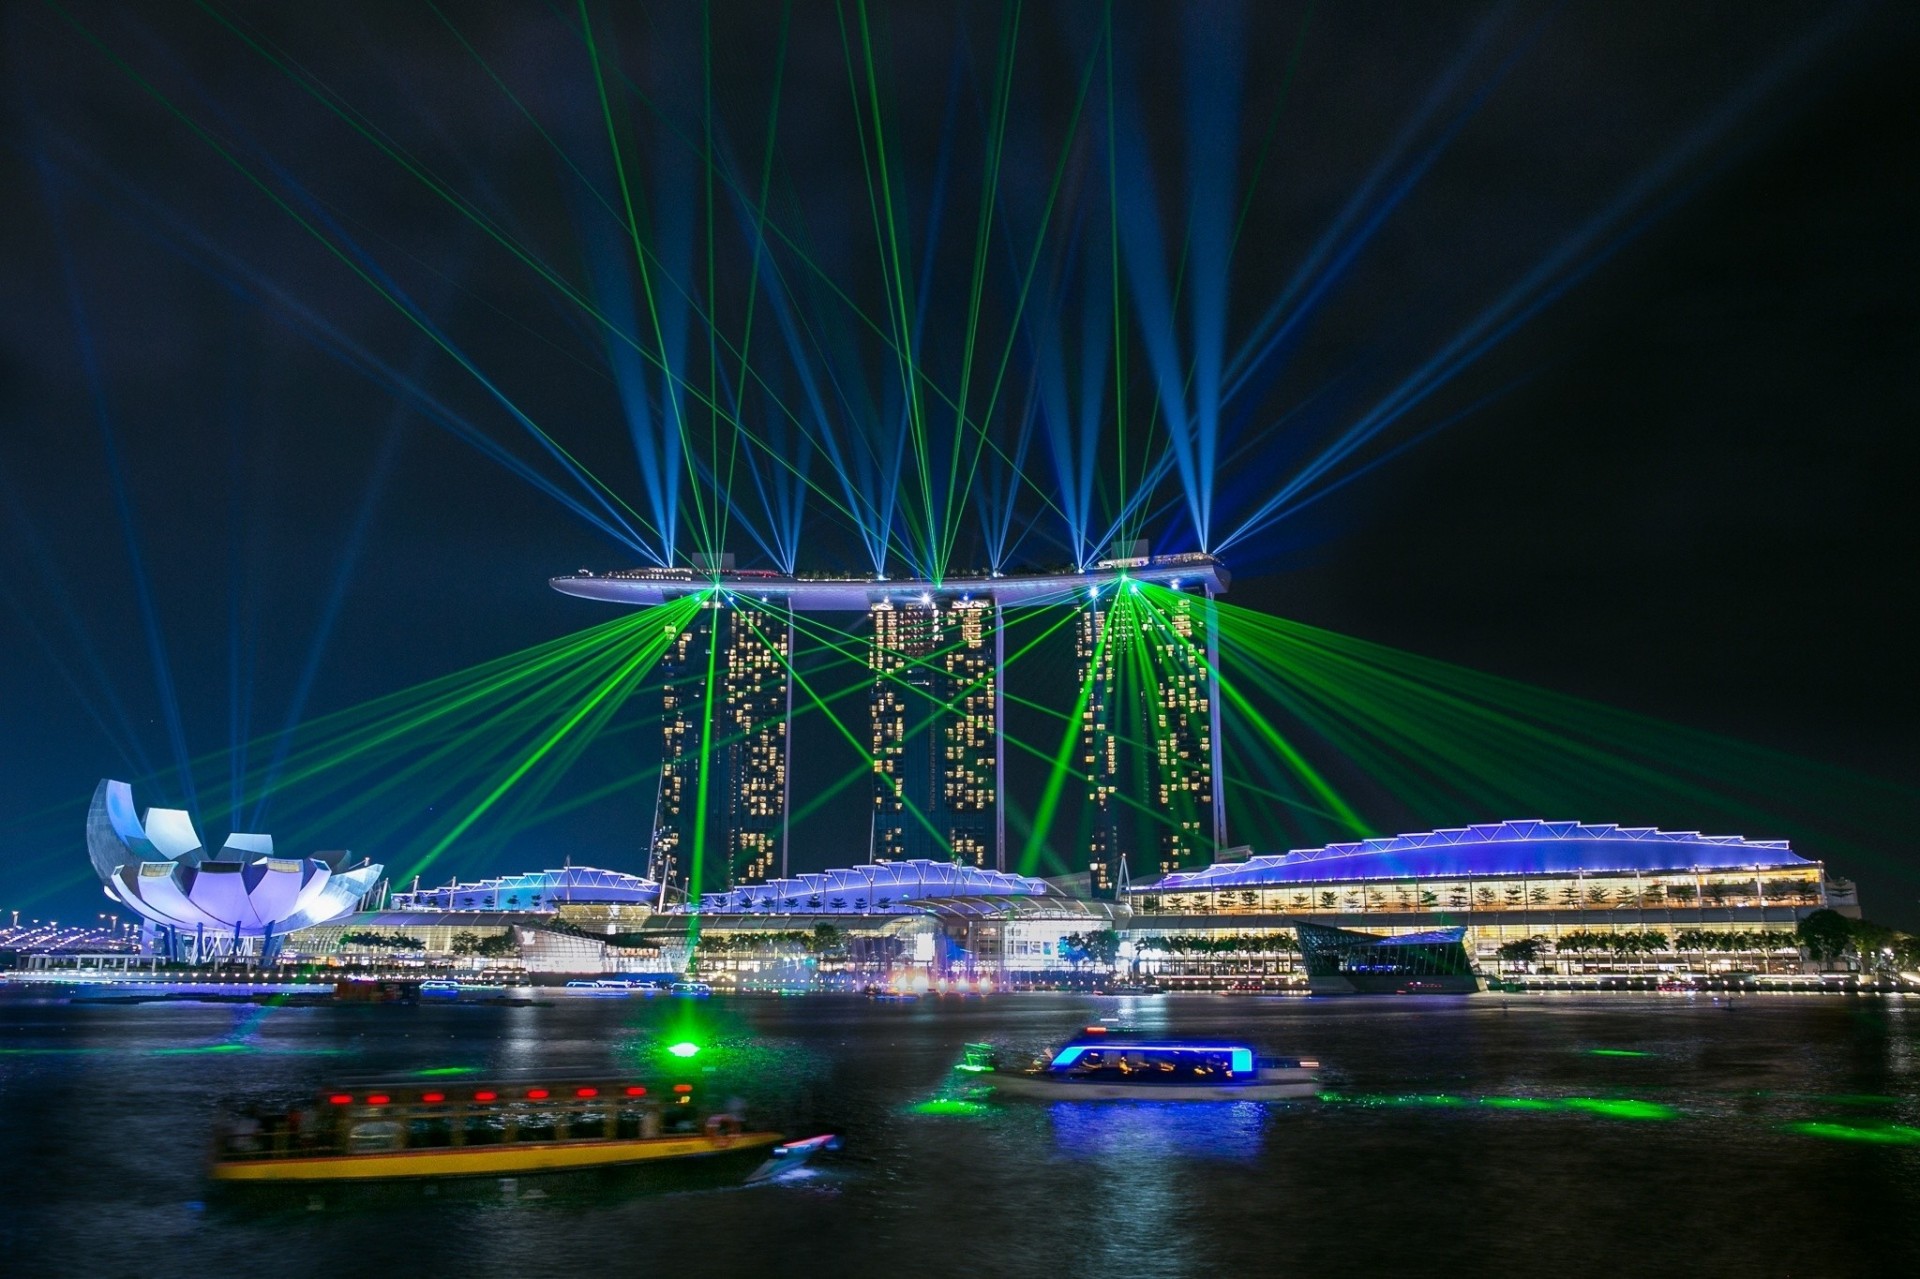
[1048,1100,1270,1160]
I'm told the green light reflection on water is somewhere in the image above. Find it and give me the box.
[414,1066,477,1077]
[1322,1092,1675,1120]
[1786,1121,1920,1145]
[1586,1049,1652,1058]
[911,1098,991,1117]
[150,1043,252,1055]
[1561,1098,1677,1121]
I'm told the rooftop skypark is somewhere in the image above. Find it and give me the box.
[551,550,1228,611]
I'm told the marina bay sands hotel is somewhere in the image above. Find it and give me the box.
[551,548,1228,900]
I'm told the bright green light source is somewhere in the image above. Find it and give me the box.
[415,1066,476,1076]
[1787,1121,1920,1145]
[1562,1098,1676,1121]
[1586,1049,1652,1058]
[954,1063,991,1073]
[668,1041,701,1058]
[1479,1097,1559,1111]
[912,1098,988,1116]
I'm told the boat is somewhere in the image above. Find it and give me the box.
[1096,983,1163,996]
[974,1032,1321,1101]
[209,1075,835,1189]
[669,980,713,998]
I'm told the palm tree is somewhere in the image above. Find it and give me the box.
[1495,936,1546,972]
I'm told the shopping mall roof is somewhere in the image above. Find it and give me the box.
[392,865,661,910]
[688,859,1054,914]
[551,552,1226,612]
[1138,820,1812,892]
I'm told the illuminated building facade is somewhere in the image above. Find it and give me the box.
[1078,558,1226,898]
[652,604,795,898]
[552,553,1227,890]
[649,611,710,895]
[1125,820,1861,977]
[723,607,791,888]
[869,599,998,866]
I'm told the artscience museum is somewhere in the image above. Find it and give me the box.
[86,779,382,960]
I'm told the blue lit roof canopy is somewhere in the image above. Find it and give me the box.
[393,865,661,911]
[1140,820,1815,892]
[689,859,1054,914]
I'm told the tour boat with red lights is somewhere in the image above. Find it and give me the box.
[209,1075,836,1188]
[976,1031,1322,1101]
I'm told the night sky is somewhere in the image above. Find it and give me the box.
[3,3,1915,924]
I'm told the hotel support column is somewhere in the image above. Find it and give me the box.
[1205,585,1229,853]
[994,598,1007,872]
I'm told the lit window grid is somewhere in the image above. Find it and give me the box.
[1132,868,1828,918]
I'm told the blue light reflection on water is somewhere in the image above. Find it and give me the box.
[1047,1100,1270,1161]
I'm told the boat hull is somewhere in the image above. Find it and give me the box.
[211,1130,782,1184]
[987,1071,1319,1102]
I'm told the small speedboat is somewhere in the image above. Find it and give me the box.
[669,981,713,999]
[977,1033,1321,1101]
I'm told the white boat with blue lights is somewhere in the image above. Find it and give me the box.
[977,1033,1321,1101]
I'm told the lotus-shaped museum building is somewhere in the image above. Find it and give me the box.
[87,779,382,955]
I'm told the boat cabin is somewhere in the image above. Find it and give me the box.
[1043,1039,1258,1081]
[215,1076,710,1163]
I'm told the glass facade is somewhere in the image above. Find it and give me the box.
[1130,865,1829,919]
[1079,585,1219,897]
[1127,865,1846,978]
[650,610,711,895]
[869,600,998,866]
[722,607,789,887]
[652,604,794,896]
